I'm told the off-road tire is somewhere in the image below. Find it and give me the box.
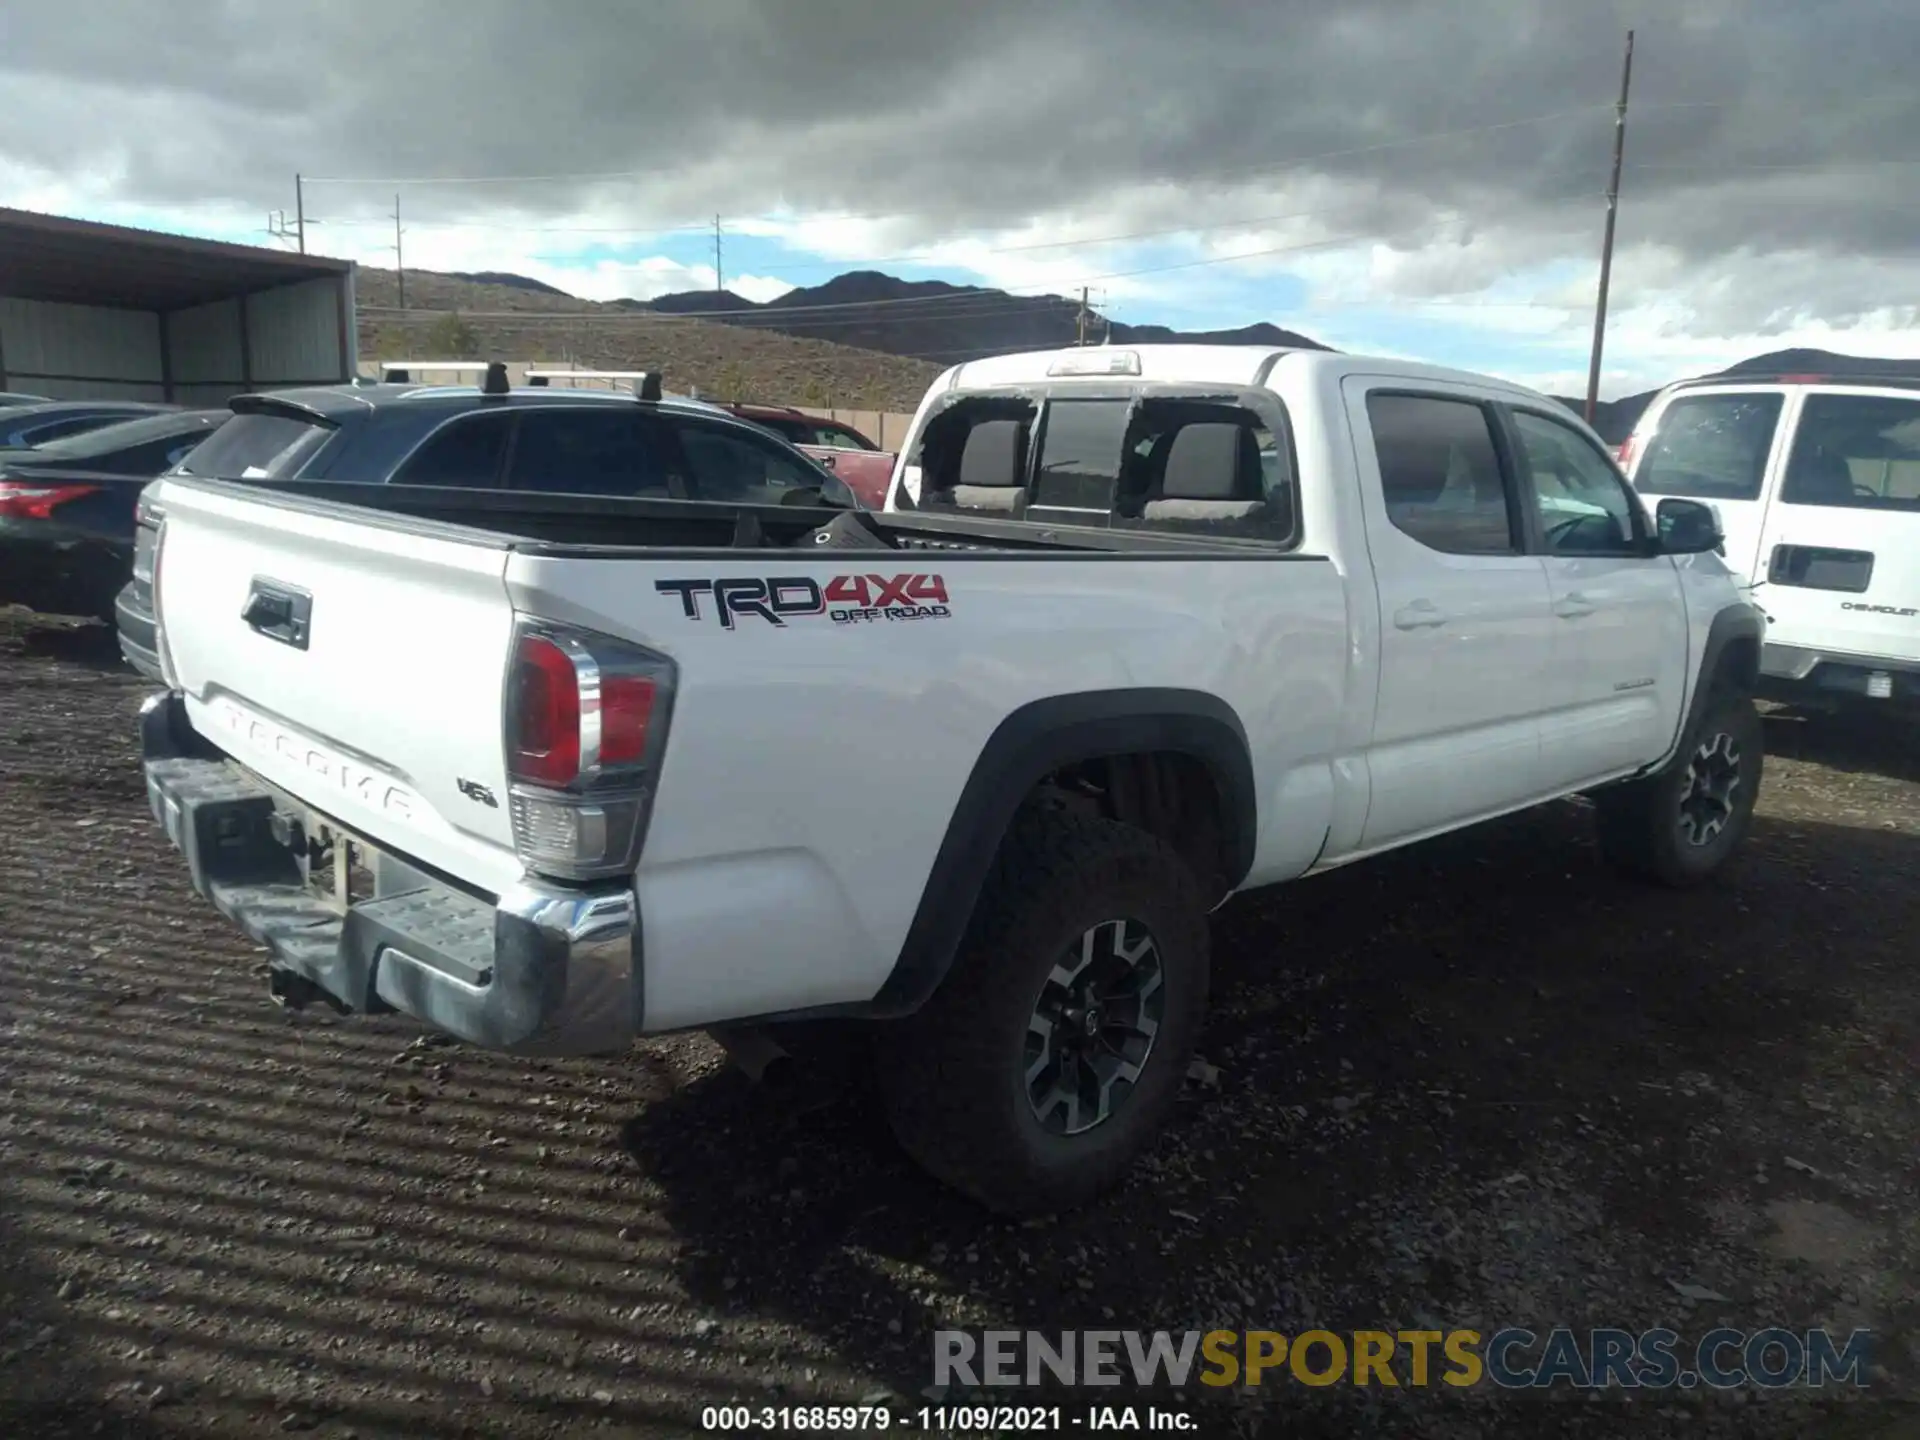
[877,806,1210,1217]
[1595,689,1763,887]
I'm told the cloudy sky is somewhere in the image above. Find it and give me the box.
[4,0,1918,397]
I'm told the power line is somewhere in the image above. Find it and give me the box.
[1627,155,1920,175]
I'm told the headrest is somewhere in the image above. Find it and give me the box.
[957,419,1026,489]
[1162,423,1260,500]
[1792,449,1857,502]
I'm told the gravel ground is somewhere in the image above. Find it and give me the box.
[2,608,1917,1440]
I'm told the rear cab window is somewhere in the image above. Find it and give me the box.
[901,389,1297,544]
[1631,391,1783,502]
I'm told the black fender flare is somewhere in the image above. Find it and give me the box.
[867,687,1257,1018]
[1655,601,1765,775]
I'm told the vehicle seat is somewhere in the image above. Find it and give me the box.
[1116,429,1180,517]
[1141,423,1284,530]
[1788,448,1858,504]
[930,418,1027,513]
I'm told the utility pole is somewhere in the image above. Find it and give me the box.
[1584,29,1634,425]
[1076,286,1089,346]
[295,172,307,254]
[713,214,724,294]
[392,193,406,310]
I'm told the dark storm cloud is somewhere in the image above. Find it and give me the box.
[3,0,1917,287]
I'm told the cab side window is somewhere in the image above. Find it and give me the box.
[1510,409,1644,555]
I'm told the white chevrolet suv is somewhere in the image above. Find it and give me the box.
[1619,368,1920,710]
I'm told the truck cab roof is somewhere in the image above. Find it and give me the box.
[943,344,1557,408]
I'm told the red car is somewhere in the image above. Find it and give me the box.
[721,404,897,508]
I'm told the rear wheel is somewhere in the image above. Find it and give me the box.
[877,807,1209,1216]
[1595,690,1763,887]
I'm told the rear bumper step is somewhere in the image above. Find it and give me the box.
[1760,643,1920,702]
[140,691,640,1056]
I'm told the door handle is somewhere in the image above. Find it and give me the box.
[819,454,837,469]
[242,576,312,650]
[1392,600,1448,630]
[1553,592,1598,620]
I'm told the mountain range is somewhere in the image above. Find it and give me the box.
[444,268,1918,441]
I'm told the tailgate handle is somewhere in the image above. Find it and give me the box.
[242,577,312,650]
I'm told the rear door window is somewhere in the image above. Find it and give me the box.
[1779,393,1920,511]
[173,412,336,479]
[390,412,514,488]
[1366,393,1517,556]
[1633,392,1782,501]
[506,407,674,497]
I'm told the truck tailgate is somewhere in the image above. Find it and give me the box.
[153,480,524,894]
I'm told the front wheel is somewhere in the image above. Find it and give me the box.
[877,808,1210,1217]
[1595,690,1764,887]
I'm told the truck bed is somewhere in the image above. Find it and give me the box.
[182,478,1292,557]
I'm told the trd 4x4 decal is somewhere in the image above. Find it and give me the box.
[655,573,952,630]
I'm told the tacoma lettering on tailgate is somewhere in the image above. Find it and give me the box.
[212,700,420,822]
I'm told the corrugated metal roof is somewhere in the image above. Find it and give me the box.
[0,207,352,310]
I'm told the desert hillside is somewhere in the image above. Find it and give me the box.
[353,268,943,412]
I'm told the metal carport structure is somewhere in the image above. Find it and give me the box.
[0,207,357,406]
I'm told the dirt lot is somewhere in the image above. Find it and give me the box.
[2,608,1917,1439]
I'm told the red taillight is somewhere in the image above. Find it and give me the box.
[599,673,656,765]
[509,634,582,786]
[503,622,676,882]
[1615,435,1638,469]
[507,628,667,787]
[0,480,100,520]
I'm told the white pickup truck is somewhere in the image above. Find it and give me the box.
[133,345,1764,1215]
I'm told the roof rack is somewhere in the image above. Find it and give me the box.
[523,368,663,401]
[1668,370,1920,394]
[377,360,494,384]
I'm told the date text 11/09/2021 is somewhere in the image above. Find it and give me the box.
[700,1404,1191,1432]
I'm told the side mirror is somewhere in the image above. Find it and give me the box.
[1656,497,1724,555]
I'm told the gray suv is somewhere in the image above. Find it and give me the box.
[114,371,855,678]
